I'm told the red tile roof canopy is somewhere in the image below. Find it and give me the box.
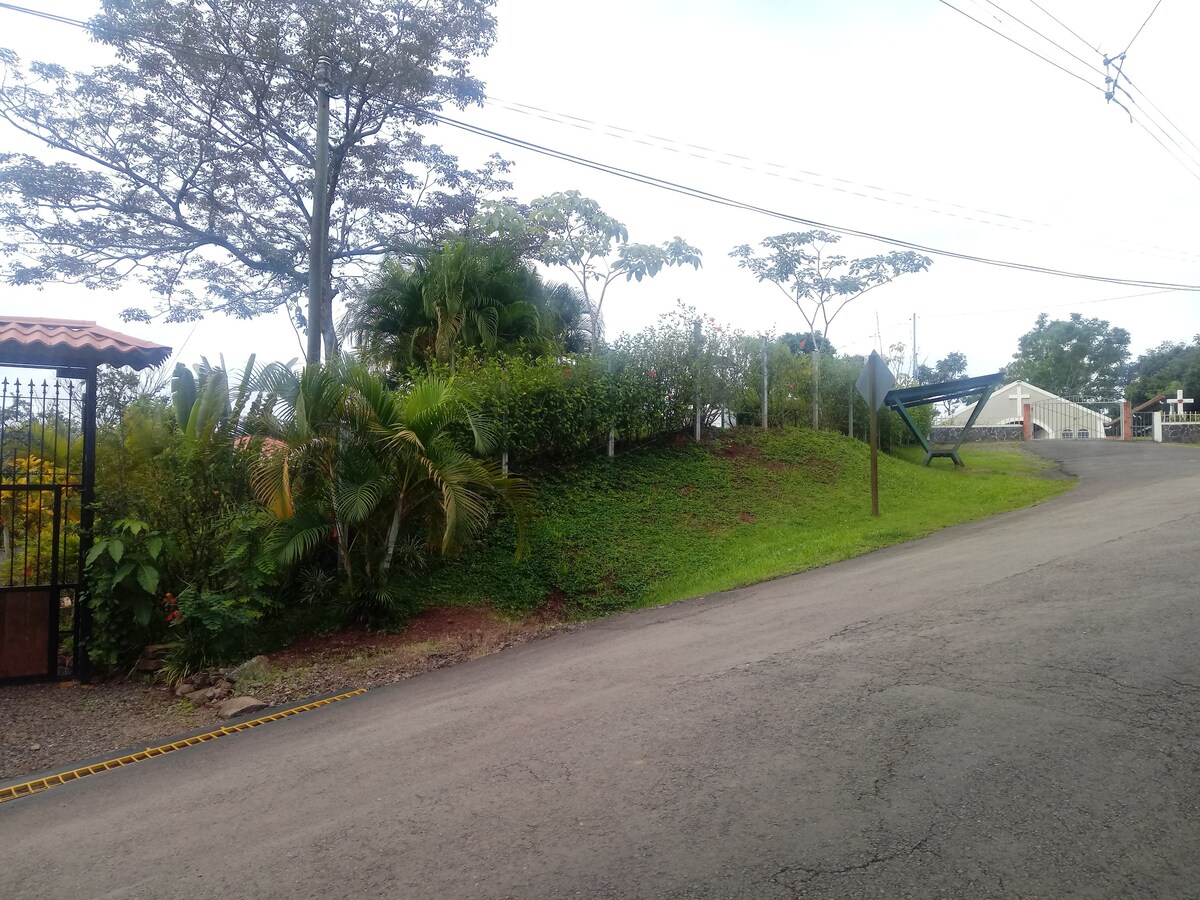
[0,317,171,371]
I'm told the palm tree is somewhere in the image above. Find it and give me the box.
[249,358,529,618]
[346,238,582,373]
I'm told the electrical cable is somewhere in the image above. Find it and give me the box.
[1,0,1198,292]
[979,0,1104,75]
[935,0,1103,91]
[485,96,1200,264]
[1122,74,1200,157]
[1125,0,1164,54]
[424,107,1200,291]
[1023,0,1099,52]
[938,0,1200,184]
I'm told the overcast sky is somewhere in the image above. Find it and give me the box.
[2,0,1198,381]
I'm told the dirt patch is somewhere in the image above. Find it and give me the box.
[1,604,573,783]
[718,442,762,460]
[739,511,757,523]
[678,485,695,496]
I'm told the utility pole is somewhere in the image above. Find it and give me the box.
[306,55,333,366]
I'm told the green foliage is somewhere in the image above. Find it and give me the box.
[415,428,1071,620]
[1125,337,1200,407]
[0,0,505,326]
[249,357,531,624]
[165,509,278,672]
[346,239,565,372]
[730,230,932,427]
[475,191,702,351]
[1007,313,1131,401]
[86,518,176,670]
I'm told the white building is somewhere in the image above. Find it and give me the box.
[943,380,1107,440]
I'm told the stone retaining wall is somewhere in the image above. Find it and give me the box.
[929,425,1024,444]
[1161,422,1200,444]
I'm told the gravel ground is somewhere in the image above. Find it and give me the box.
[2,607,568,782]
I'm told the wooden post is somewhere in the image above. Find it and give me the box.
[849,383,854,439]
[607,353,615,457]
[868,376,879,517]
[1023,402,1032,441]
[694,319,702,442]
[761,334,769,431]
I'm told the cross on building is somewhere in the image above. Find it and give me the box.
[1166,389,1193,418]
[1008,385,1031,420]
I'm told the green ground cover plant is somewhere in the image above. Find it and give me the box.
[415,431,1072,619]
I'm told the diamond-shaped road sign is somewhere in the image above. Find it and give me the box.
[855,350,895,411]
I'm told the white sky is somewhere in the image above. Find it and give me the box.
[2,0,1198,378]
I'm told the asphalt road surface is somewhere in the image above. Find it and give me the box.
[2,441,1198,899]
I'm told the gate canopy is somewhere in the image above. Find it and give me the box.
[884,371,1006,467]
[0,317,170,683]
[0,317,171,372]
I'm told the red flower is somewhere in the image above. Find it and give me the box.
[649,369,656,379]
[563,367,571,376]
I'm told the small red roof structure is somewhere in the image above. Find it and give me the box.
[0,317,171,371]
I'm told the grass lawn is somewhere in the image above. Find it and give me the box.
[416,429,1073,620]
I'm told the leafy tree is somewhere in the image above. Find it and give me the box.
[730,230,931,428]
[0,0,505,357]
[780,332,835,355]
[476,191,702,351]
[1007,313,1131,401]
[916,351,969,417]
[1125,337,1200,407]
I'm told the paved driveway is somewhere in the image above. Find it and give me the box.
[2,441,1198,899]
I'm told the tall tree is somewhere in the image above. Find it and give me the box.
[475,191,702,352]
[1007,313,1131,401]
[731,230,931,428]
[1125,338,1200,407]
[0,0,504,359]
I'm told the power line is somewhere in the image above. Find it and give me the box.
[1023,0,1099,52]
[486,96,1200,264]
[937,0,1200,184]
[1125,0,1164,53]
[1122,73,1200,157]
[424,107,1200,292]
[3,0,1198,291]
[487,97,1045,231]
[979,0,1104,75]
[1128,114,1200,184]
[920,288,1178,318]
[935,0,1103,91]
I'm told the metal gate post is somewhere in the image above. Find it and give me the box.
[75,367,98,681]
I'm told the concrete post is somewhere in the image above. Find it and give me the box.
[1121,402,1132,441]
[1153,411,1163,443]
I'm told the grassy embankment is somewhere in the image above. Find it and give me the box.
[417,428,1072,620]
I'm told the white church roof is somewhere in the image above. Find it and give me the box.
[944,380,1107,427]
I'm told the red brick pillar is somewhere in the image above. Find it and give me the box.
[1122,401,1132,441]
[1023,402,1032,441]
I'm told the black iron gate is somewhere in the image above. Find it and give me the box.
[0,377,89,683]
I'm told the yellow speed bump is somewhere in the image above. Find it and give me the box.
[0,688,366,805]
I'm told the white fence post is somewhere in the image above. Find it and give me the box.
[1152,411,1162,443]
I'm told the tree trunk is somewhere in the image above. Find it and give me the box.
[381,496,404,574]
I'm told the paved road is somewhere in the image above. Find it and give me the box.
[3,441,1198,899]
